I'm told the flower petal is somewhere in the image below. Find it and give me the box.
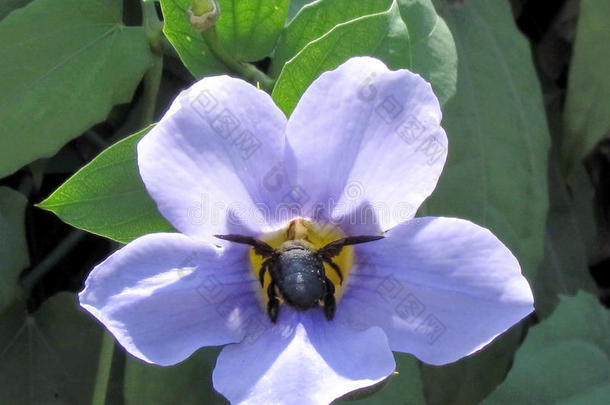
[213,308,395,405]
[337,217,534,366]
[137,76,288,241]
[79,233,263,366]
[285,57,447,231]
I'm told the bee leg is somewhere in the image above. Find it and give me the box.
[318,235,384,258]
[214,234,275,258]
[267,281,280,323]
[322,258,344,285]
[322,277,336,321]
[258,260,271,287]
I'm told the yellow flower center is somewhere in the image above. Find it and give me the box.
[249,218,354,303]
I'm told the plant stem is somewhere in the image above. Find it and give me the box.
[90,332,116,405]
[140,54,163,126]
[142,1,164,54]
[201,27,275,92]
[20,230,86,294]
[140,0,164,127]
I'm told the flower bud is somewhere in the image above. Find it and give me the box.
[188,0,220,32]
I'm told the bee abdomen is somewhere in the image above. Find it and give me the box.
[276,248,326,310]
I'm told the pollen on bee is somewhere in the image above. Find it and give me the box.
[249,218,354,303]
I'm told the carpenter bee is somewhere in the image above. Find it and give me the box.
[215,220,383,323]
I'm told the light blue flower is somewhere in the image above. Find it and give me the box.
[80,57,534,405]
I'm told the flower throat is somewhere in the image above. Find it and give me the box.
[215,219,383,322]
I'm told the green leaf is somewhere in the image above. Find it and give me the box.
[531,78,598,319]
[0,187,29,312]
[271,0,391,75]
[0,293,108,403]
[420,0,551,401]
[396,0,457,105]
[38,126,174,244]
[285,0,315,23]
[272,2,408,116]
[483,292,610,404]
[160,0,226,77]
[420,324,524,405]
[568,165,599,262]
[561,0,610,178]
[556,384,610,405]
[124,348,227,405]
[425,0,549,300]
[0,0,152,178]
[0,0,30,20]
[272,0,457,116]
[216,0,290,62]
[533,145,597,318]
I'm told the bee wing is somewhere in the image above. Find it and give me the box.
[214,234,275,257]
[318,235,384,258]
